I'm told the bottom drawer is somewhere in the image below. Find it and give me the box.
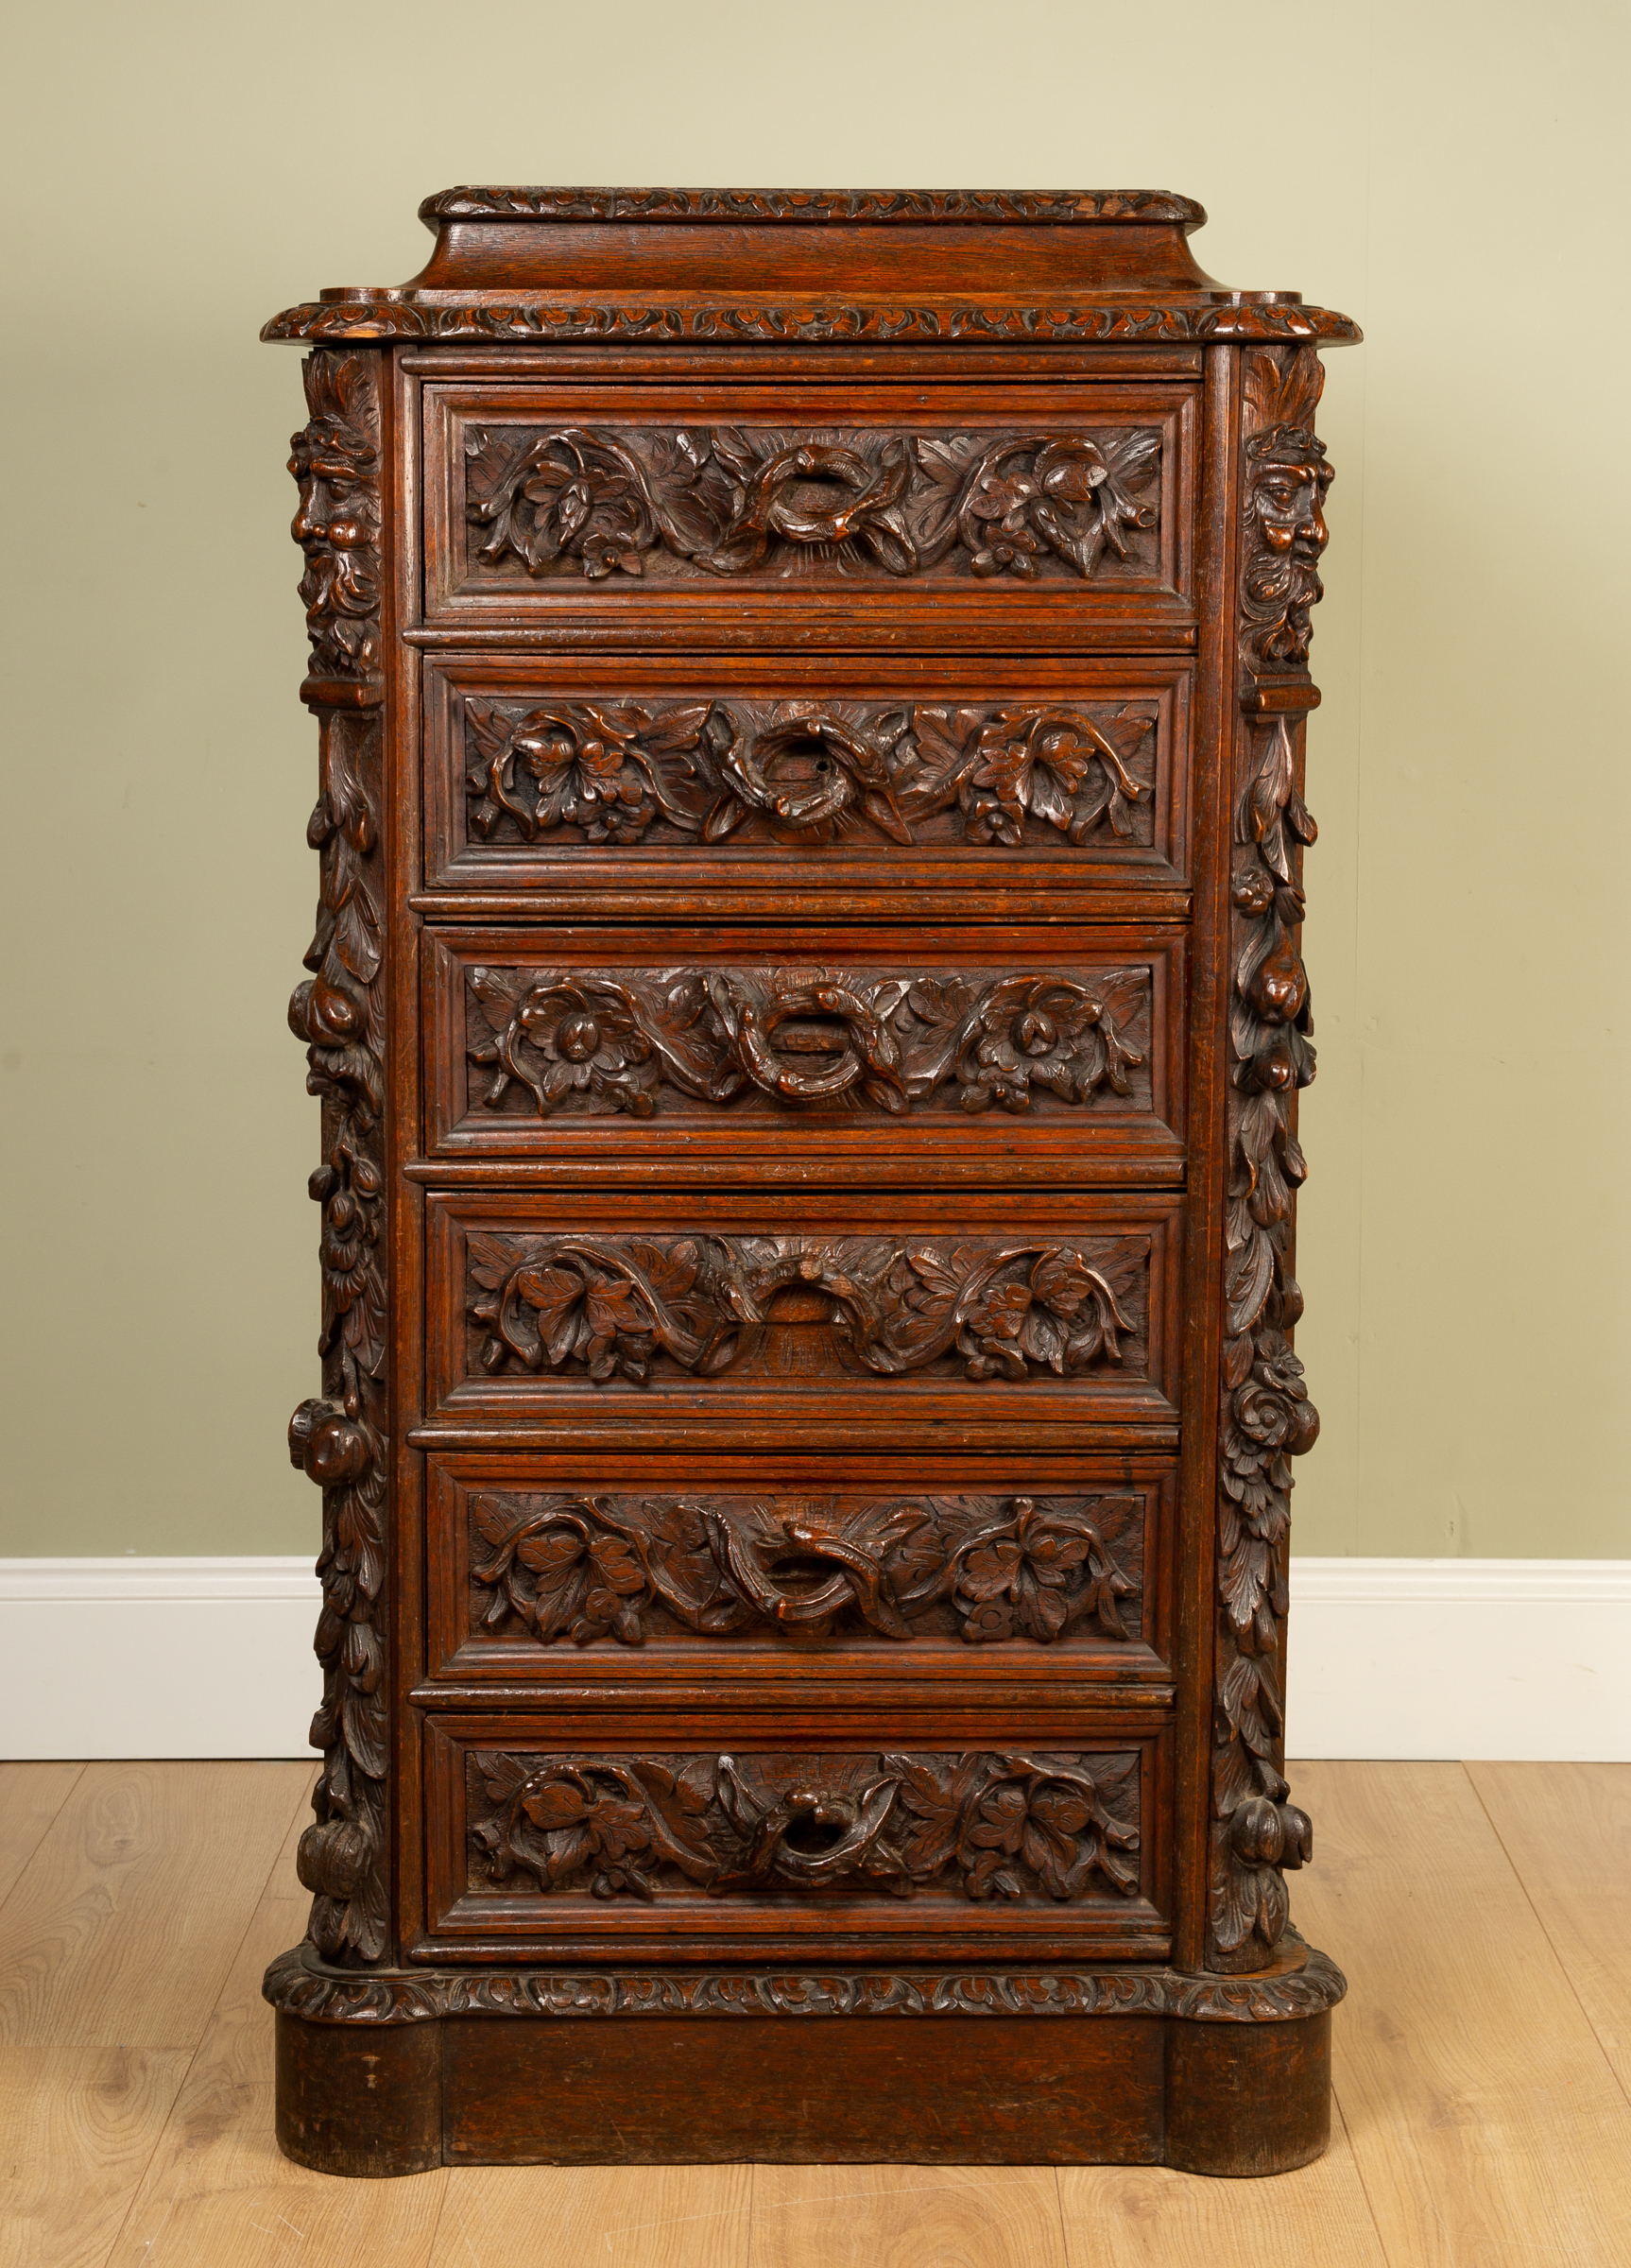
[421,1716,1172,1964]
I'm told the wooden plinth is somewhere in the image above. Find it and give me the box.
[274,1986,1333,2178]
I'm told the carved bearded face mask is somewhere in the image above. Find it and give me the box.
[1243,429,1334,668]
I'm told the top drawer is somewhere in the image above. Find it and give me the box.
[421,382,1197,647]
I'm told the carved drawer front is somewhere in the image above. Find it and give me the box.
[424,925,1186,1179]
[422,1717,1171,1962]
[422,653,1193,911]
[422,1190,1183,1447]
[421,1451,1176,1689]
[421,381,1196,645]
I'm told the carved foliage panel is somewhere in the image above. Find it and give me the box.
[443,951,1160,1131]
[457,1229,1153,1392]
[442,416,1170,591]
[464,1748,1142,1907]
[459,1486,1149,1652]
[455,692,1163,856]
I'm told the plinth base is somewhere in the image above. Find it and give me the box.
[266,1942,1344,2179]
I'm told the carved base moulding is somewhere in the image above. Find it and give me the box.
[266,186,1356,2174]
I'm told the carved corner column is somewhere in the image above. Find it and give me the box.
[1207,346,1332,1974]
[281,350,392,1967]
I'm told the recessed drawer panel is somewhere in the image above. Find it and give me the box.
[421,654,1194,912]
[423,924,1186,1181]
[421,381,1196,645]
[422,1715,1172,1962]
[421,1190,1183,1448]
[421,1450,1176,1690]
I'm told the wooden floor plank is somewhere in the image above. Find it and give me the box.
[0,1761,312,2052]
[103,1766,445,2268]
[749,2166,1066,2268]
[1468,1761,1631,2101]
[433,2165,751,2268]
[0,2043,189,2268]
[1056,2096,1386,2268]
[0,1763,84,1916]
[1292,1759,1631,2267]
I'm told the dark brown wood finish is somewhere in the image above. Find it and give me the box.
[268,187,1356,2175]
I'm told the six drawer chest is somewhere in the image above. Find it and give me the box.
[263,185,1359,2176]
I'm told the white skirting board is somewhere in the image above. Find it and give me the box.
[0,1556,1627,1762]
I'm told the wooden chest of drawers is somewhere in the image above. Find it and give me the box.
[263,186,1357,2176]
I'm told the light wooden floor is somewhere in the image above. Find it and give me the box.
[1,1761,1627,2267]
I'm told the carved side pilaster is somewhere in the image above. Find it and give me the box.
[283,351,390,1965]
[1207,346,1332,1973]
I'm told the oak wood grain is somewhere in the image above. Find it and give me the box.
[432,2166,751,2268]
[1469,1761,1631,2100]
[0,1761,311,2050]
[1292,1760,1631,2266]
[0,1762,83,1915]
[750,2165,1067,2268]
[1056,2097,1385,2266]
[0,2044,189,2268]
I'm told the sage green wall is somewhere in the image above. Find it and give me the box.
[3,1,1626,1559]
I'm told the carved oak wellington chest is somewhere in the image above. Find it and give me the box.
[262,187,1358,2176]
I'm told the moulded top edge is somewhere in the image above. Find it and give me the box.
[417,187,1210,229]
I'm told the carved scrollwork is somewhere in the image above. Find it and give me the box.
[467,1749,1141,1905]
[467,1232,1146,1387]
[1209,344,1331,1975]
[461,423,1162,586]
[469,1489,1142,1648]
[461,695,1157,852]
[283,351,390,1967]
[464,962,1149,1123]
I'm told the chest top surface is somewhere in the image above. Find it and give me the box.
[264,184,1359,346]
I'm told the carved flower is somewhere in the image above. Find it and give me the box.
[959,981,1140,1114]
[511,983,657,1115]
[966,472,1044,577]
[1235,1382,1294,1448]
